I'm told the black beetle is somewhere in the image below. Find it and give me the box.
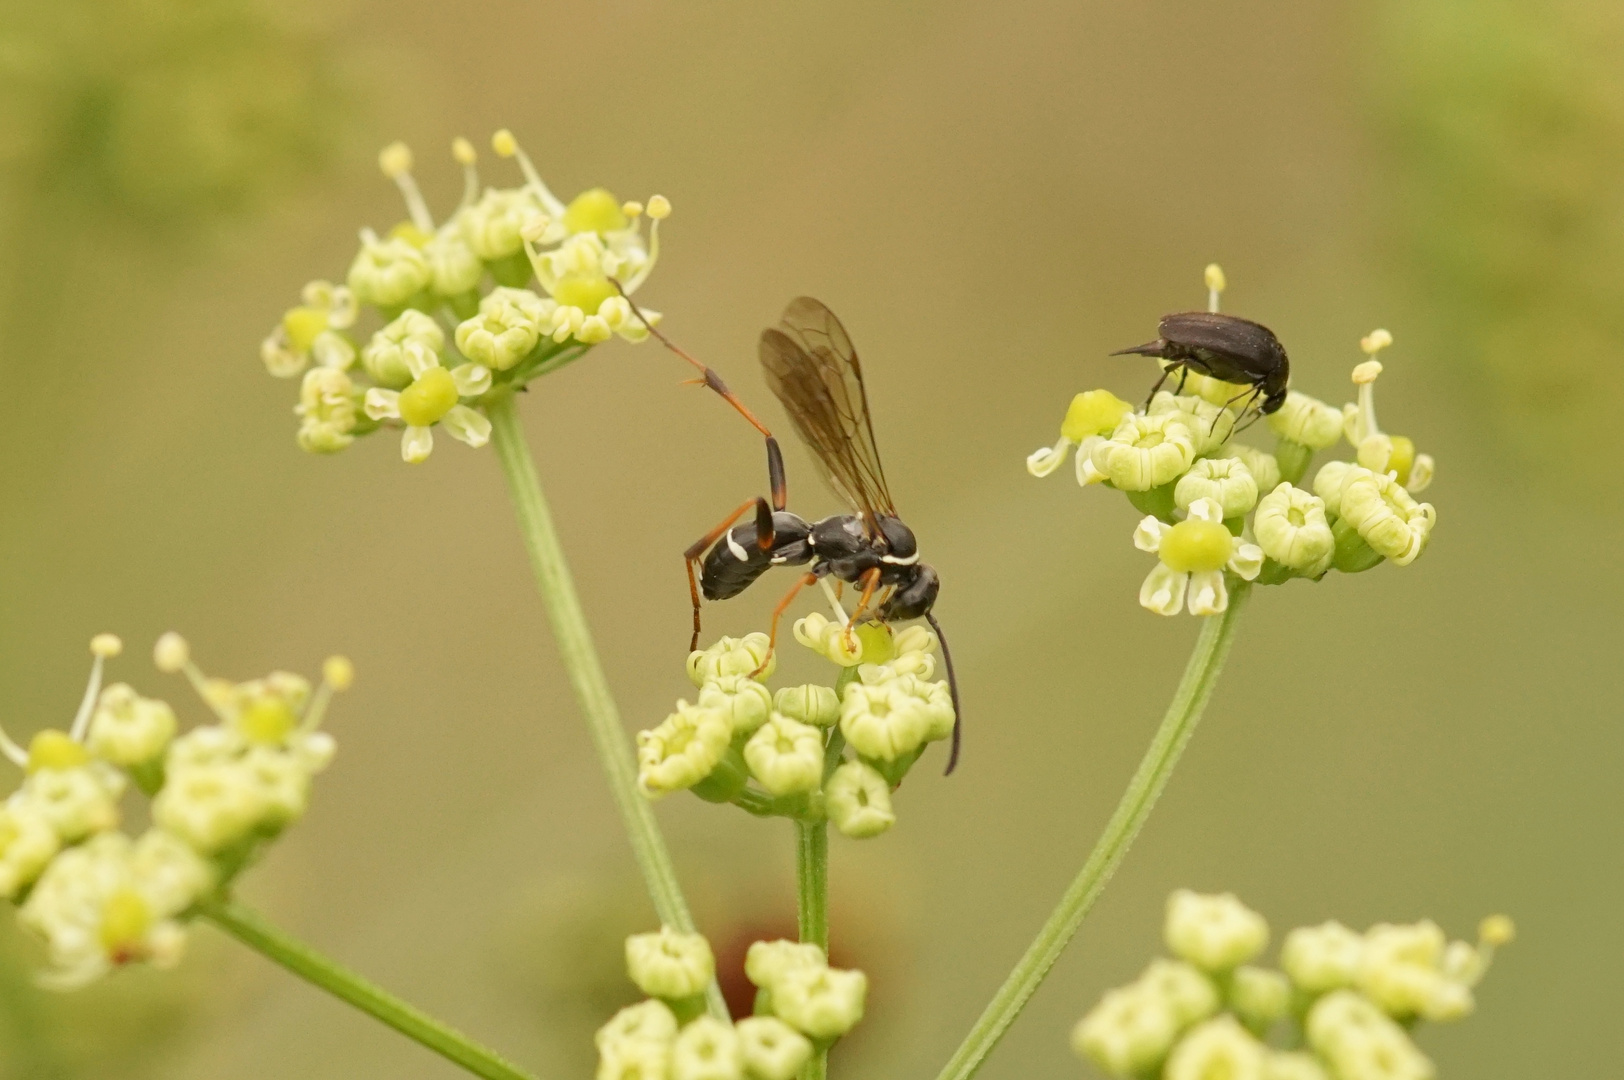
[1112,311,1290,417]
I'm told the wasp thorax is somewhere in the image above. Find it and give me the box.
[876,516,917,560]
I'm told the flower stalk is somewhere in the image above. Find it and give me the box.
[933,581,1251,1080]
[197,896,537,1080]
[485,390,728,1022]
[796,818,830,1080]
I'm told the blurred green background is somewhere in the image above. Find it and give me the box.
[2,0,1620,1076]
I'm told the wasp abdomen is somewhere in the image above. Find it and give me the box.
[700,512,812,601]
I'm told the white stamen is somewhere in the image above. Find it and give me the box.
[380,143,435,234]
[69,652,108,743]
[818,577,849,624]
[491,129,565,218]
[452,137,480,209]
[0,723,27,767]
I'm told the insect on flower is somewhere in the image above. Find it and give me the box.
[1113,312,1291,429]
[619,291,965,773]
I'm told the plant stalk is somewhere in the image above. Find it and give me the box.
[486,391,727,1021]
[933,581,1252,1080]
[796,818,830,1080]
[198,897,537,1080]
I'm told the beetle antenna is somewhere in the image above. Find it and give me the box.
[927,611,963,776]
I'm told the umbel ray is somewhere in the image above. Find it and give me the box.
[619,288,965,774]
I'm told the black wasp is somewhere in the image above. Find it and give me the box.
[1112,311,1290,422]
[622,293,963,774]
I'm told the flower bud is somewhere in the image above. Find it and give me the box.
[22,761,124,843]
[1267,391,1344,450]
[363,309,445,389]
[745,939,826,989]
[424,228,484,296]
[824,761,896,839]
[1135,958,1220,1027]
[86,684,177,767]
[1174,457,1259,519]
[1164,1016,1265,1080]
[1305,991,1433,1080]
[1280,921,1363,994]
[1357,921,1474,1022]
[1336,467,1435,566]
[734,1016,812,1080]
[1217,445,1282,492]
[669,1016,743,1080]
[153,632,189,673]
[1164,890,1269,972]
[1252,483,1334,576]
[455,287,551,370]
[840,682,933,763]
[637,703,731,799]
[1229,966,1291,1030]
[295,367,359,454]
[625,928,715,1001]
[1071,983,1181,1077]
[698,675,774,736]
[152,762,265,853]
[773,684,841,728]
[596,999,679,1053]
[462,187,545,260]
[770,963,867,1039]
[1088,412,1198,491]
[743,714,825,797]
[0,803,61,900]
[687,634,775,687]
[1148,391,1233,455]
[595,1037,671,1080]
[347,231,431,308]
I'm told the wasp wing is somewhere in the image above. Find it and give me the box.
[1157,311,1288,379]
[759,297,895,528]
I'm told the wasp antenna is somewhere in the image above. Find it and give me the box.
[927,611,964,776]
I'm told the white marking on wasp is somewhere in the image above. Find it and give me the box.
[725,530,749,562]
[880,552,921,566]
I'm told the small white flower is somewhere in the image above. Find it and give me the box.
[839,681,934,763]
[0,801,61,900]
[1164,1015,1266,1080]
[770,962,867,1039]
[346,228,432,309]
[1305,990,1434,1080]
[86,683,176,767]
[1174,456,1260,519]
[734,1016,812,1080]
[636,703,731,799]
[1148,390,1236,456]
[670,1015,742,1080]
[686,634,775,686]
[1216,444,1282,492]
[1252,483,1335,576]
[1333,467,1436,566]
[1268,390,1344,450]
[363,343,491,464]
[361,309,445,389]
[1229,965,1292,1028]
[19,760,125,843]
[1164,889,1269,972]
[697,675,775,736]
[1071,982,1182,1077]
[294,367,359,454]
[152,760,267,853]
[462,186,549,261]
[743,714,824,797]
[1281,921,1365,995]
[260,281,357,378]
[1088,411,1199,491]
[1358,921,1476,1022]
[454,287,553,370]
[595,1034,671,1080]
[772,684,841,728]
[423,223,484,296]
[624,927,715,1000]
[1134,499,1263,617]
[823,761,896,839]
[1134,958,1220,1027]
[595,999,679,1053]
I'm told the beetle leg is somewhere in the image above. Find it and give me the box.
[1174,365,1191,395]
[685,497,773,652]
[1144,362,1178,411]
[1209,385,1264,439]
[842,567,884,650]
[754,572,819,676]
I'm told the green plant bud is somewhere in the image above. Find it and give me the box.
[1252,483,1334,576]
[773,684,841,727]
[1229,966,1291,1030]
[1219,444,1283,492]
[1149,391,1234,455]
[734,1016,812,1080]
[152,762,265,853]
[596,999,679,1054]
[21,764,124,843]
[461,187,545,260]
[1337,468,1436,566]
[700,675,775,736]
[86,684,177,767]
[745,939,826,989]
[1164,890,1269,972]
[0,803,60,900]
[595,1037,670,1080]
[625,928,715,1001]
[1357,922,1475,1022]
[1268,391,1344,450]
[824,761,896,839]
[743,715,824,797]
[1087,412,1198,491]
[455,287,551,371]
[1071,983,1181,1077]
[362,309,445,389]
[670,1016,742,1080]
[1281,921,1363,995]
[347,231,432,308]
[687,634,775,687]
[1305,991,1433,1080]
[1175,457,1260,518]
[770,964,867,1040]
[637,703,732,799]
[840,682,933,763]
[1164,1015,1266,1080]
[1134,958,1220,1027]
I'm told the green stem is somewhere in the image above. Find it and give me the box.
[485,392,728,1022]
[933,581,1252,1080]
[198,897,536,1080]
[796,818,830,1080]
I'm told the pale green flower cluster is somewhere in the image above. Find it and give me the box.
[1072,890,1513,1080]
[1027,270,1438,616]
[637,621,954,838]
[259,132,671,463]
[0,633,349,988]
[598,928,865,1080]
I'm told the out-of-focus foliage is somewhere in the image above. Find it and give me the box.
[1374,0,1624,479]
[0,0,340,236]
